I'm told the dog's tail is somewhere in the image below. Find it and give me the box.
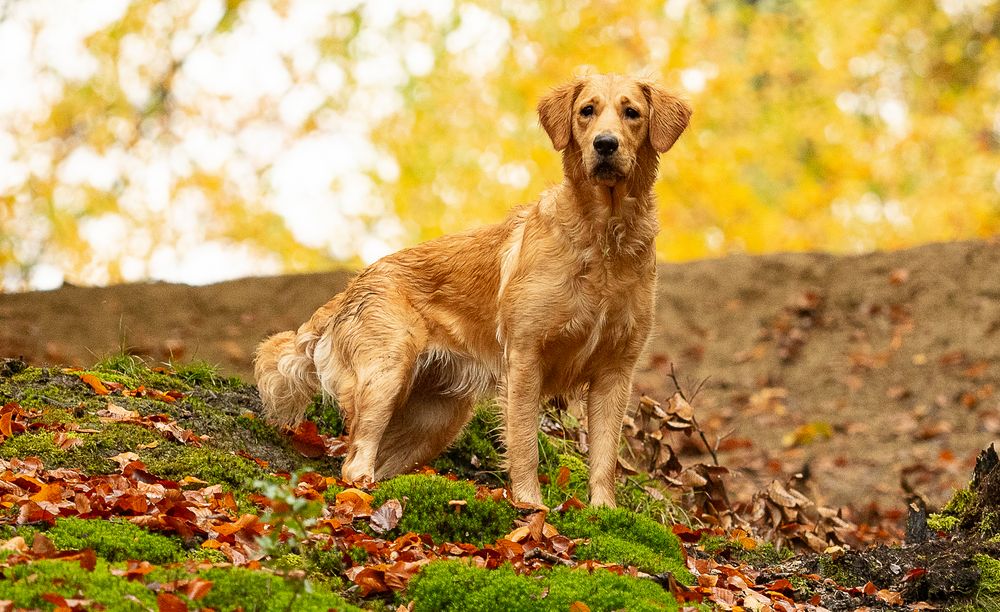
[254,327,321,429]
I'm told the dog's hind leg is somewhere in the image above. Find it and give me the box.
[339,329,426,485]
[373,392,475,479]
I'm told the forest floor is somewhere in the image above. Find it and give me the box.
[0,238,999,609]
[1,356,999,611]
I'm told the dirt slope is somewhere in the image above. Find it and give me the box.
[2,239,998,512]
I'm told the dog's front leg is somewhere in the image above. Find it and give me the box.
[504,348,544,506]
[586,370,632,507]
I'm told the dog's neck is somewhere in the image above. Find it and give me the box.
[553,147,660,262]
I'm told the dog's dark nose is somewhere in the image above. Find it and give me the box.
[593,134,619,156]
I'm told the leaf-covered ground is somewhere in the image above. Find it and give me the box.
[1,356,999,611]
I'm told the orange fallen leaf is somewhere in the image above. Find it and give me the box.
[505,526,531,543]
[554,497,586,512]
[0,536,27,553]
[110,452,141,469]
[186,578,213,601]
[41,594,69,609]
[29,483,63,504]
[346,565,389,596]
[876,589,903,605]
[214,514,259,537]
[32,533,56,556]
[336,488,374,517]
[291,421,326,458]
[81,374,110,395]
[99,403,139,420]
[157,593,188,612]
[123,561,156,581]
[0,411,12,438]
[526,510,551,541]
[52,432,83,450]
[556,466,571,488]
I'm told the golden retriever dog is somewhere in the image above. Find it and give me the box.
[255,73,691,507]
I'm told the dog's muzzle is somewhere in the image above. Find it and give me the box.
[589,133,625,181]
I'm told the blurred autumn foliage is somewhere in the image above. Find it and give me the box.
[1,0,998,290]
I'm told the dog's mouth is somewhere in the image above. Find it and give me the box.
[589,160,625,183]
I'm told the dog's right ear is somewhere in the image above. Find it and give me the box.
[537,78,585,151]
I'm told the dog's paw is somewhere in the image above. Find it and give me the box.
[511,482,544,508]
[588,492,617,508]
[341,457,375,487]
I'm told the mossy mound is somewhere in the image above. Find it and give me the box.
[0,425,160,474]
[927,445,1000,538]
[372,474,518,546]
[0,358,342,483]
[46,517,184,564]
[1,356,695,610]
[0,559,155,610]
[0,558,360,612]
[190,566,360,611]
[551,507,692,581]
[408,560,682,612]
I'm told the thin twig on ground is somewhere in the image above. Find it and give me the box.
[668,363,719,466]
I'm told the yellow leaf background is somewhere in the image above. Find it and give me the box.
[1,0,997,289]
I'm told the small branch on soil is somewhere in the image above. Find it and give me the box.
[42,395,78,409]
[524,546,575,566]
[668,363,720,467]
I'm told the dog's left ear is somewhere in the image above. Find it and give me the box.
[639,81,692,153]
[537,78,585,151]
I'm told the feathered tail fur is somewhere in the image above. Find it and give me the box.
[254,328,320,429]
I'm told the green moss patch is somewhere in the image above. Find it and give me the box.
[928,513,961,532]
[943,488,976,516]
[372,474,517,546]
[0,558,360,612]
[542,453,590,507]
[171,360,243,391]
[184,566,359,612]
[303,395,346,437]
[551,507,692,581]
[0,423,160,474]
[90,355,190,391]
[432,405,504,482]
[976,554,1000,595]
[47,517,183,564]
[408,560,680,611]
[144,446,272,491]
[0,559,155,610]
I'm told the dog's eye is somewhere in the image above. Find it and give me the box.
[580,105,594,117]
[624,107,640,119]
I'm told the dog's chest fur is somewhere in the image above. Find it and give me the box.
[498,198,656,395]
[547,247,653,391]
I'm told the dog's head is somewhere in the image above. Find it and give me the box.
[538,74,691,187]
